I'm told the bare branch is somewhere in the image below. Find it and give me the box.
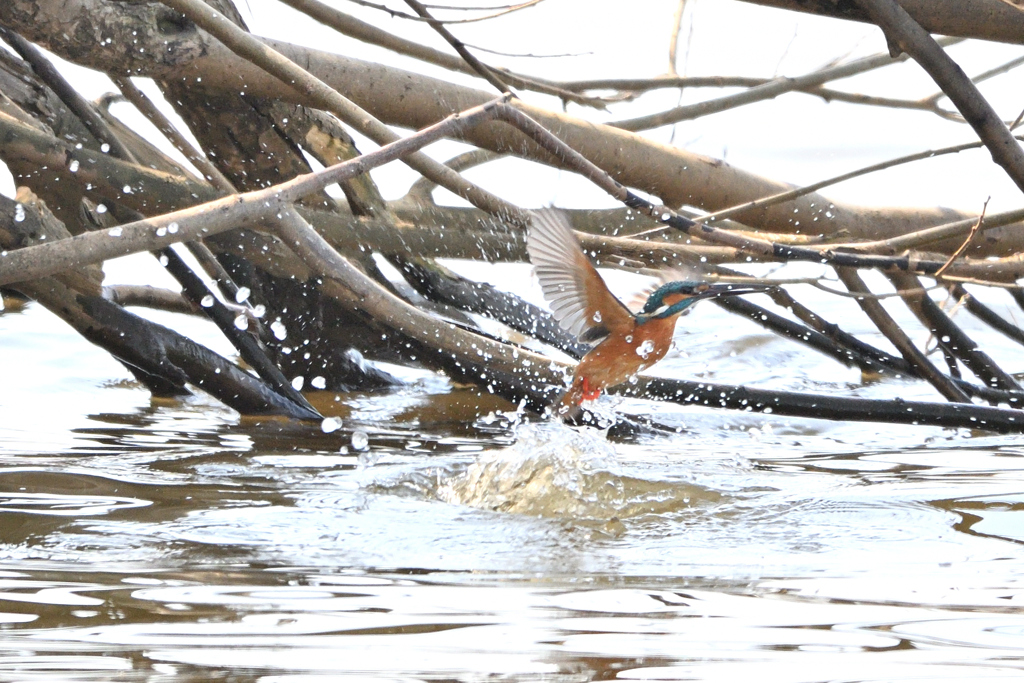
[611,37,962,131]
[856,0,1024,195]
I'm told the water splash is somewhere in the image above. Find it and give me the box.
[435,423,717,522]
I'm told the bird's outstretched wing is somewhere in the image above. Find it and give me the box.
[527,208,634,343]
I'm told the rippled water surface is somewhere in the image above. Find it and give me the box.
[4,294,1024,682]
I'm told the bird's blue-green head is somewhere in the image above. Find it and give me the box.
[637,281,769,321]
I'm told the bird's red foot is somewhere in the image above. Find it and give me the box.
[580,377,601,402]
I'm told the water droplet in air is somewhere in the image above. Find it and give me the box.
[96,204,107,214]
[156,226,167,237]
[636,339,655,359]
[271,320,287,340]
[168,222,179,234]
[69,160,80,173]
[158,254,168,266]
[100,143,110,153]
[123,185,133,194]
[592,311,602,323]
[311,376,326,389]
[200,295,214,307]
[351,431,369,451]
[291,376,304,390]
[234,287,251,303]
[320,416,342,433]
[252,304,265,317]
[233,314,247,330]
[13,204,25,222]
[108,227,122,237]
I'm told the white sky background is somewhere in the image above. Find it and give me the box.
[3,0,1024,225]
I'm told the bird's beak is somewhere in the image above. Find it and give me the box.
[687,283,772,300]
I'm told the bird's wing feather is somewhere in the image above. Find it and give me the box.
[527,208,634,342]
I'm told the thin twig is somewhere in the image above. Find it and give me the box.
[342,0,541,24]
[610,37,962,131]
[921,53,1024,106]
[403,0,514,95]
[632,139,1005,238]
[935,198,989,278]
[667,0,687,76]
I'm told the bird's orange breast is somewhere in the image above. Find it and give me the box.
[571,315,678,395]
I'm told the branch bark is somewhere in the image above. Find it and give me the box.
[737,0,1024,44]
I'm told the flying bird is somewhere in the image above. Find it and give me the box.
[527,208,767,413]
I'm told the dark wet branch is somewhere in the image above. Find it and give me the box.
[835,267,970,403]
[622,376,1024,434]
[0,192,319,417]
[712,295,911,376]
[77,295,320,417]
[886,270,1022,392]
[713,291,1023,406]
[952,283,1024,349]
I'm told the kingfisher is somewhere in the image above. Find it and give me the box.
[527,208,768,413]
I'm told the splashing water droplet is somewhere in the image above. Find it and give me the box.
[96,204,107,214]
[311,376,327,389]
[68,160,80,173]
[351,431,369,451]
[13,204,25,222]
[271,320,287,340]
[167,222,179,234]
[156,226,167,237]
[592,311,602,323]
[291,376,304,390]
[100,143,110,153]
[320,416,342,433]
[200,295,214,307]
[108,227,122,237]
[233,314,248,330]
[234,287,251,303]
[252,304,265,318]
[635,339,655,359]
